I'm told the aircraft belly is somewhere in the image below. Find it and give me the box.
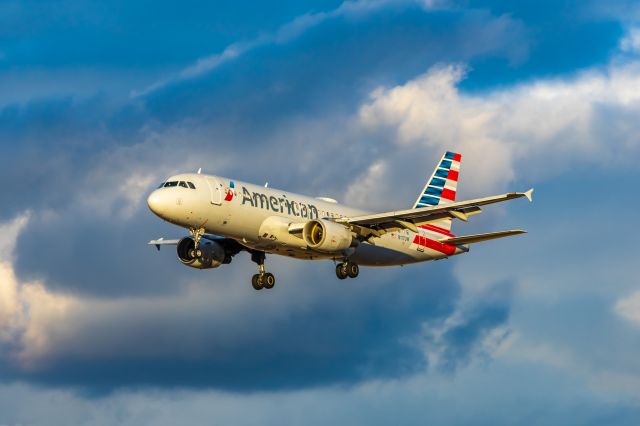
[350,242,420,266]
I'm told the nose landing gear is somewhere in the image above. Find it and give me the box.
[188,227,206,258]
[336,261,359,280]
[251,251,276,290]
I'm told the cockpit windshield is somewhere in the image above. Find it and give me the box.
[160,181,196,189]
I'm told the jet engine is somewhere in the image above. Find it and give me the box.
[303,219,353,253]
[176,237,226,269]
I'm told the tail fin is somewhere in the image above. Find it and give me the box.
[412,151,462,231]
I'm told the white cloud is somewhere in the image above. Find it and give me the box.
[343,160,388,208]
[621,27,640,53]
[356,62,640,197]
[0,213,29,262]
[0,262,74,365]
[0,215,79,364]
[615,291,640,327]
[0,262,26,343]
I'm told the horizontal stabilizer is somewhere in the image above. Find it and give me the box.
[148,237,180,251]
[440,229,527,246]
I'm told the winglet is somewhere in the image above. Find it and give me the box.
[524,188,534,202]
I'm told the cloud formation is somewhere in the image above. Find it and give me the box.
[616,291,640,327]
[351,61,640,204]
[0,212,512,392]
[2,0,640,423]
[133,0,458,97]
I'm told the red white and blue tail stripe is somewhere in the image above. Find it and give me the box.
[412,151,461,231]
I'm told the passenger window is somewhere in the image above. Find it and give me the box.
[164,181,178,187]
[187,182,196,189]
[179,181,188,188]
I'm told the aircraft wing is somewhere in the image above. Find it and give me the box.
[336,189,533,237]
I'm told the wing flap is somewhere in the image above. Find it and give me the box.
[440,230,527,245]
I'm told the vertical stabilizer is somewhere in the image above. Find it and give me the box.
[412,151,462,231]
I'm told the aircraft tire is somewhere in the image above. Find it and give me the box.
[252,274,264,290]
[347,262,359,278]
[263,273,275,289]
[336,264,348,280]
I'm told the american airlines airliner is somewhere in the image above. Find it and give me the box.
[147,152,532,290]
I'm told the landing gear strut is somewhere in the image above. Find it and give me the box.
[188,227,205,258]
[336,261,359,280]
[251,251,276,290]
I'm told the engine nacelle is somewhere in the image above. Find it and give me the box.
[176,237,225,269]
[258,216,307,247]
[303,219,353,253]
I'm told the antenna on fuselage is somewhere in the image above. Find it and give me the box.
[197,168,202,174]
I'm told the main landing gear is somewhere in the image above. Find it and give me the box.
[251,251,276,290]
[336,261,359,280]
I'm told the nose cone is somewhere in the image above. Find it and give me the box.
[147,189,168,218]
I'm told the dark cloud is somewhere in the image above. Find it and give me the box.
[13,207,190,297]
[0,96,117,220]
[141,6,528,126]
[457,0,623,89]
[427,281,513,372]
[0,262,513,393]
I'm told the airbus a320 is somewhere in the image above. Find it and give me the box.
[147,152,532,290]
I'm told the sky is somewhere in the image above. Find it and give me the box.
[1,0,640,424]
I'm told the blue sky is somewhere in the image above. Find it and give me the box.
[1,0,640,424]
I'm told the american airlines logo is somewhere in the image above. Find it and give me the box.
[241,186,320,219]
[224,181,235,202]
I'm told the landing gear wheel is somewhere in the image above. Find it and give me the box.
[251,274,264,290]
[250,251,275,290]
[336,263,348,280]
[263,273,275,289]
[347,262,359,278]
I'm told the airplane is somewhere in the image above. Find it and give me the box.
[147,152,533,290]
